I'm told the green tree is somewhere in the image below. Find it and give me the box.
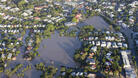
[115,26,121,31]
[74,54,80,61]
[18,0,27,7]
[72,17,78,23]
[60,67,66,72]
[47,24,55,32]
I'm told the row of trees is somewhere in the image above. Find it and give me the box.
[17,65,32,78]
[35,62,58,78]
[5,64,23,77]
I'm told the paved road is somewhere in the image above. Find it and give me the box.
[120,25,138,65]
[77,16,110,30]
[120,26,138,76]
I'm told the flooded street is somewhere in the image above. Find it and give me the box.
[78,16,110,30]
[36,32,81,67]
[6,31,81,78]
[5,16,110,78]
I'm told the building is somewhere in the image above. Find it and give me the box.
[125,67,136,78]
[120,50,136,78]
[101,41,106,47]
[96,41,100,46]
[87,73,96,78]
[121,51,131,68]
[65,22,77,27]
[86,58,95,65]
[107,42,111,48]
[112,42,118,48]
[64,1,78,7]
[91,46,97,52]
[7,53,12,60]
[1,0,7,2]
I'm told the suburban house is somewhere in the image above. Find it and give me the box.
[96,41,100,46]
[91,46,97,52]
[65,22,77,27]
[1,0,7,2]
[7,53,12,60]
[101,41,106,47]
[106,42,112,48]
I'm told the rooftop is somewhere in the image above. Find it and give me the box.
[120,51,131,68]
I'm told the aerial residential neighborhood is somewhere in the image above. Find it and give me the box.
[0,0,137,78]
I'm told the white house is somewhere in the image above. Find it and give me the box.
[1,54,5,58]
[121,50,131,68]
[101,41,106,47]
[96,41,100,46]
[92,41,95,45]
[105,31,110,34]
[111,36,115,41]
[117,8,122,12]
[65,22,77,27]
[117,42,123,48]
[7,53,12,59]
[91,46,97,52]
[1,0,7,2]
[112,42,118,48]
[22,12,29,16]
[123,43,128,48]
[107,42,112,48]
[105,62,111,66]
[86,58,95,65]
[12,48,16,52]
[88,37,94,40]
[94,37,98,40]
